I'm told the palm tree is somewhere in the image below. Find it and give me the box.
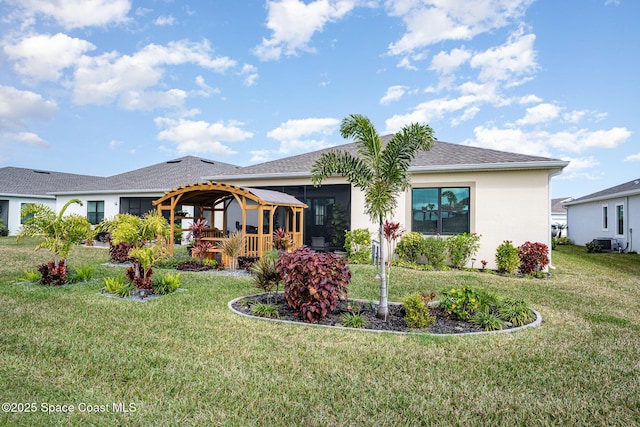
[311,114,435,319]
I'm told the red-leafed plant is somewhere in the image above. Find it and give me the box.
[109,240,134,263]
[272,228,292,251]
[38,259,67,286]
[277,247,351,323]
[126,264,153,290]
[518,241,549,274]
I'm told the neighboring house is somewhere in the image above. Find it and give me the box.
[565,178,640,253]
[204,138,568,269]
[0,167,103,236]
[551,197,572,226]
[53,156,239,227]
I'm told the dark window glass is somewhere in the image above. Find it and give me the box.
[412,187,470,235]
[87,201,104,225]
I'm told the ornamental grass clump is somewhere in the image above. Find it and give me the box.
[277,247,351,323]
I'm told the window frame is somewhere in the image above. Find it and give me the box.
[411,186,471,235]
[87,200,105,225]
[615,203,624,236]
[602,204,608,231]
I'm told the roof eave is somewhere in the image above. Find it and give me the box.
[564,189,640,206]
[0,193,56,199]
[50,188,168,196]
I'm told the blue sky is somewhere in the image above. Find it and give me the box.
[0,0,637,199]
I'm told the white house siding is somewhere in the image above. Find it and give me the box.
[3,196,56,236]
[56,194,124,221]
[567,195,639,253]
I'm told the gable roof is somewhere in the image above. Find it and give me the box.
[565,177,640,205]
[552,197,573,214]
[0,167,103,198]
[53,156,240,195]
[204,138,568,181]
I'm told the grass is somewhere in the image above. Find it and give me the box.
[0,237,639,426]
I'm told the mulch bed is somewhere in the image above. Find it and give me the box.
[231,293,496,334]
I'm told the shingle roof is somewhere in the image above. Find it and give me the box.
[0,167,104,197]
[551,197,572,214]
[54,156,240,194]
[565,178,640,205]
[205,137,567,180]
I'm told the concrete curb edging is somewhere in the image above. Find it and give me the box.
[228,293,542,337]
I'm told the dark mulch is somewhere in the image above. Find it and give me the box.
[232,293,494,334]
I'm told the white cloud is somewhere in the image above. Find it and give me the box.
[72,39,236,108]
[154,15,176,26]
[386,0,534,55]
[154,117,253,156]
[119,89,187,111]
[194,76,220,97]
[430,48,472,74]
[8,0,131,29]
[463,125,632,157]
[547,127,631,153]
[625,153,640,162]
[0,85,57,123]
[267,117,339,153]
[253,0,355,61]
[397,57,418,71]
[517,94,542,104]
[464,125,552,156]
[0,131,49,147]
[109,140,123,149]
[556,156,600,180]
[239,64,259,87]
[470,29,538,84]
[3,33,96,83]
[380,85,408,105]
[516,103,560,125]
[250,150,271,163]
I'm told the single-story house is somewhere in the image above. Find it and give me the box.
[565,178,640,252]
[2,138,569,269]
[203,138,568,269]
[0,167,103,236]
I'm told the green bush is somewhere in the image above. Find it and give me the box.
[395,232,426,263]
[472,309,504,331]
[422,236,448,268]
[251,303,280,319]
[20,269,41,283]
[153,273,181,295]
[446,233,481,269]
[439,286,494,320]
[495,240,520,274]
[103,276,133,297]
[67,265,94,283]
[341,312,366,328]
[344,228,371,264]
[498,299,535,326]
[402,293,435,328]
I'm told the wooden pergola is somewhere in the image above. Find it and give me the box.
[153,182,306,260]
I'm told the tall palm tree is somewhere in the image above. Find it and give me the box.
[311,114,435,319]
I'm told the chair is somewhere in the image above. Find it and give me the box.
[311,236,330,252]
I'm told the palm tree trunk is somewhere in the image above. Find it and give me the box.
[376,220,388,320]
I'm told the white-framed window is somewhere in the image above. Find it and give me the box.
[602,204,608,231]
[616,203,624,236]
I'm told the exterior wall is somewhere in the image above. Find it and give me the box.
[567,194,639,252]
[404,169,552,269]
[2,196,56,236]
[56,194,128,220]
[222,169,554,269]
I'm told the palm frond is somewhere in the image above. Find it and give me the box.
[311,150,372,189]
[340,114,382,166]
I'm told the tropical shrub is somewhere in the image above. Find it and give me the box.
[251,254,282,300]
[472,310,504,331]
[395,232,425,263]
[439,286,487,320]
[38,260,67,286]
[67,265,94,283]
[153,272,181,295]
[402,293,435,328]
[272,228,292,251]
[446,233,481,269]
[495,240,520,274]
[108,241,133,263]
[17,199,93,278]
[518,241,549,274]
[103,276,133,297]
[585,240,603,253]
[20,269,41,283]
[344,228,371,264]
[498,298,536,326]
[422,236,448,268]
[0,218,8,236]
[218,231,245,272]
[278,247,351,323]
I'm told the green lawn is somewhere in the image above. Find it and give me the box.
[0,237,638,426]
